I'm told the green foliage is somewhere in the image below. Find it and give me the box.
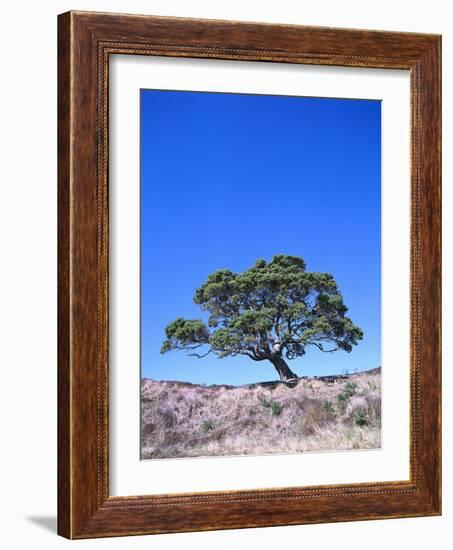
[259,397,272,408]
[259,397,283,416]
[161,318,209,353]
[336,382,359,413]
[201,419,214,432]
[336,392,350,414]
[161,255,363,377]
[353,409,369,426]
[270,402,283,416]
[343,382,358,397]
[323,400,336,415]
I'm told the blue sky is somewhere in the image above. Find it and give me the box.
[141,89,381,385]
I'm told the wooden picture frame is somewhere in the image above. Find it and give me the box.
[58,10,441,539]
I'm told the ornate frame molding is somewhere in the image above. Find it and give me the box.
[58,11,441,538]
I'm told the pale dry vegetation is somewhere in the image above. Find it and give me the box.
[141,370,381,459]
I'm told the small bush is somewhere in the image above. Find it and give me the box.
[259,397,283,416]
[336,392,349,414]
[323,400,336,415]
[259,397,272,408]
[270,401,283,416]
[336,382,359,413]
[344,382,358,397]
[353,409,369,426]
[201,419,214,432]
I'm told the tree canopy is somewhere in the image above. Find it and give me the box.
[161,255,363,381]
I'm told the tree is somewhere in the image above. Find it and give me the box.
[161,255,363,381]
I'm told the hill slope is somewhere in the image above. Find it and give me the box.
[141,370,381,459]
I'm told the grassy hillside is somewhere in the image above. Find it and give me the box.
[141,370,381,459]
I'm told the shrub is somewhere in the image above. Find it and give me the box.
[336,382,359,413]
[259,397,283,416]
[336,392,349,414]
[270,401,283,416]
[323,400,336,415]
[344,382,358,397]
[201,419,214,432]
[353,408,369,426]
[259,397,271,408]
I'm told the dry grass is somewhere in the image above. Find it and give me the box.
[141,370,381,459]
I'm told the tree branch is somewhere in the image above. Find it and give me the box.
[309,342,340,353]
[188,349,215,359]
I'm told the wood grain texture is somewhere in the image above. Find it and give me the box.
[57,10,441,539]
[57,11,72,538]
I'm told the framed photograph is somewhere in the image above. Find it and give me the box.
[58,11,441,539]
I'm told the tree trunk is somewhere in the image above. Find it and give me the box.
[270,355,298,381]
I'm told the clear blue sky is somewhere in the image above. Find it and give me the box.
[141,89,381,385]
